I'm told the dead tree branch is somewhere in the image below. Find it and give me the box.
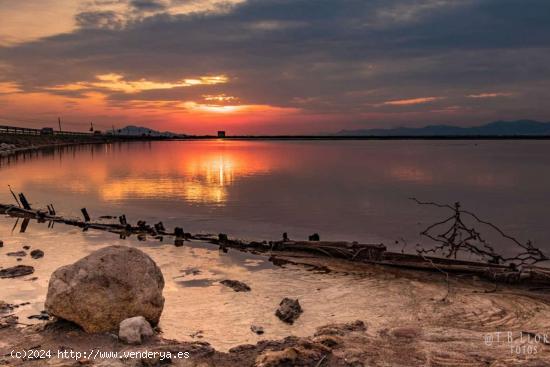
[410,198,548,270]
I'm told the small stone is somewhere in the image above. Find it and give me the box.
[119,316,154,344]
[30,249,44,259]
[23,245,31,250]
[7,251,26,257]
[220,280,251,292]
[0,240,3,247]
[251,325,264,335]
[28,311,50,321]
[275,298,303,324]
[0,265,34,278]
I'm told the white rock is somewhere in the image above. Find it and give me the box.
[119,316,154,344]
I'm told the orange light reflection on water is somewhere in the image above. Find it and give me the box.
[90,142,278,204]
[2,141,280,206]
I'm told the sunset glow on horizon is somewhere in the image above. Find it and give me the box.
[1,0,549,134]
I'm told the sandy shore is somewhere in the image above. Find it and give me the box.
[2,253,550,366]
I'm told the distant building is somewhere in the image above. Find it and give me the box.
[40,127,54,135]
[217,131,226,138]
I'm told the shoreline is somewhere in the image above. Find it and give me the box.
[176,135,550,140]
[2,252,550,366]
[2,157,550,365]
[2,133,550,162]
[2,225,550,365]
[0,133,167,157]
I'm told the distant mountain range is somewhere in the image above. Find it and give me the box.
[335,120,550,137]
[117,125,182,137]
[117,120,550,138]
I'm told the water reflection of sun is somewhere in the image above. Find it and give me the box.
[0,141,280,206]
[98,143,274,204]
[192,155,235,186]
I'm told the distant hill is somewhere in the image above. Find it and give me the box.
[336,120,550,137]
[117,125,182,137]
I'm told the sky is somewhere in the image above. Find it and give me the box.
[1,0,550,134]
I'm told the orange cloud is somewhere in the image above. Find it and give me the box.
[202,94,238,103]
[47,73,228,94]
[382,97,443,106]
[0,80,303,134]
[0,82,21,94]
[467,92,514,98]
[179,101,299,115]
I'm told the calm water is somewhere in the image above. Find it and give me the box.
[1,140,549,249]
[1,140,550,350]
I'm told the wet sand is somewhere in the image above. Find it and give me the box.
[2,231,550,365]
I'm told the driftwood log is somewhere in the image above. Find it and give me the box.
[1,200,549,286]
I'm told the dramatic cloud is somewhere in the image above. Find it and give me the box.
[0,0,549,133]
[47,73,229,93]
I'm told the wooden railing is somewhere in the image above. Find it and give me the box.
[0,125,92,136]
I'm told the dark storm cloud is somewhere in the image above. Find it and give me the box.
[1,0,550,123]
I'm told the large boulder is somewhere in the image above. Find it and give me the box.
[45,246,164,333]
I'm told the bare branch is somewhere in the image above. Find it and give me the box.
[411,198,548,270]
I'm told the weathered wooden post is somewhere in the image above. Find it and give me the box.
[20,218,30,233]
[81,208,91,222]
[308,233,320,241]
[174,227,185,247]
[154,222,166,233]
[18,193,31,210]
[47,204,56,216]
[8,185,21,208]
[174,227,184,237]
